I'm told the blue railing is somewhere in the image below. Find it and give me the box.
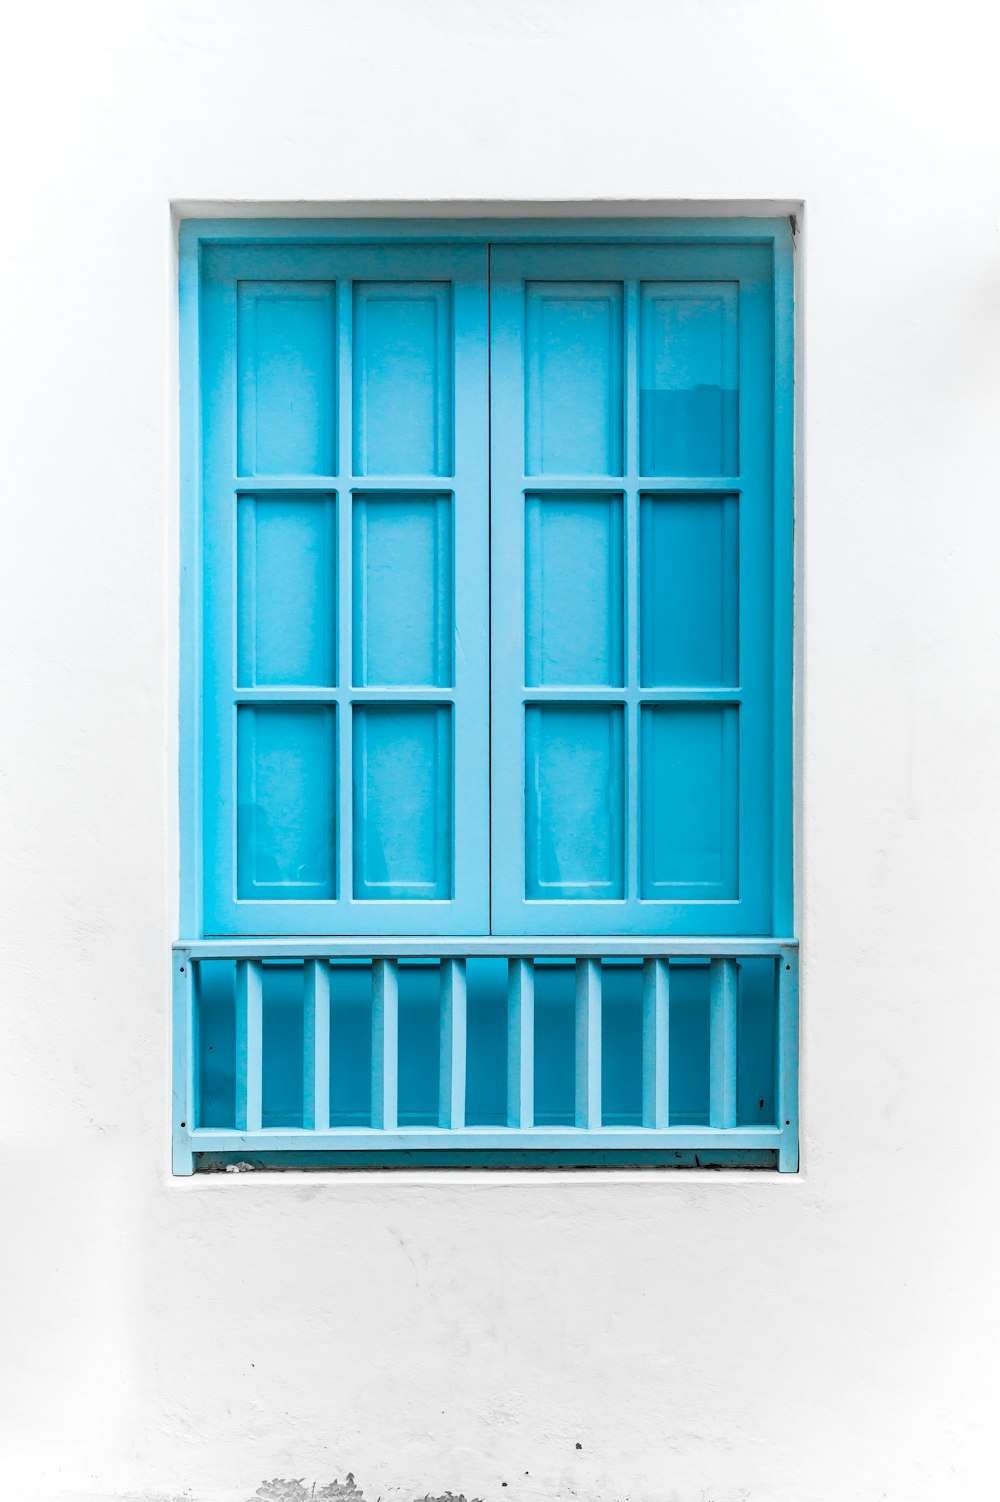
[172,938,798,1173]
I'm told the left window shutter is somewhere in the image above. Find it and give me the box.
[199,243,490,935]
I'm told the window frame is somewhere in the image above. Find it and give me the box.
[178,216,794,944]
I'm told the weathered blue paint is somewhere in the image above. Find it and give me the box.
[176,218,796,1174]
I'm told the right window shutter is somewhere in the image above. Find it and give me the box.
[489,243,776,936]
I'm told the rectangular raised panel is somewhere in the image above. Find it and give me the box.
[640,704,738,897]
[237,282,336,475]
[525,705,624,900]
[353,282,452,475]
[353,494,452,686]
[353,705,453,899]
[237,494,336,686]
[525,493,623,686]
[640,493,738,687]
[236,706,336,899]
[640,282,738,476]
[525,282,623,475]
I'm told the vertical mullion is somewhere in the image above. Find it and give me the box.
[507,958,534,1128]
[641,957,670,1128]
[439,959,467,1129]
[371,958,398,1131]
[624,278,640,907]
[777,954,800,1172]
[337,275,353,905]
[709,957,738,1128]
[303,959,331,1132]
[575,957,602,1129]
[235,958,264,1132]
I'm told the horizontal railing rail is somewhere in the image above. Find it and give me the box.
[172,939,798,1174]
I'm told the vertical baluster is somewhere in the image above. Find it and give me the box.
[303,959,331,1132]
[642,957,670,1128]
[709,957,738,1129]
[372,958,398,1131]
[507,958,534,1129]
[575,958,602,1130]
[777,952,799,1172]
[439,959,467,1129]
[235,958,264,1133]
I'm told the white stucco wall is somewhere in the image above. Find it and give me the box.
[1,2,998,1499]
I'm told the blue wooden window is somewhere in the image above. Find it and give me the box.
[176,220,795,1173]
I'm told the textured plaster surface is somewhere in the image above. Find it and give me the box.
[2,2,1000,1500]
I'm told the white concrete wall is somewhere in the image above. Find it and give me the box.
[1,2,998,1498]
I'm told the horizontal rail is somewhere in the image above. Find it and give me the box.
[176,936,797,960]
[188,1126,784,1153]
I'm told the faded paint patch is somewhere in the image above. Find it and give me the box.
[246,1482,480,1502]
[249,1481,364,1502]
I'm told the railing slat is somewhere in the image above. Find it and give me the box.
[372,959,398,1131]
[777,953,799,1172]
[439,959,467,1129]
[709,957,738,1129]
[642,957,670,1128]
[575,957,602,1130]
[235,958,264,1132]
[303,959,331,1132]
[507,958,534,1128]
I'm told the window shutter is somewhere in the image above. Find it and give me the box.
[200,244,490,935]
[489,243,776,935]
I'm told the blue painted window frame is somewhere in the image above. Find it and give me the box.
[179,218,794,945]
